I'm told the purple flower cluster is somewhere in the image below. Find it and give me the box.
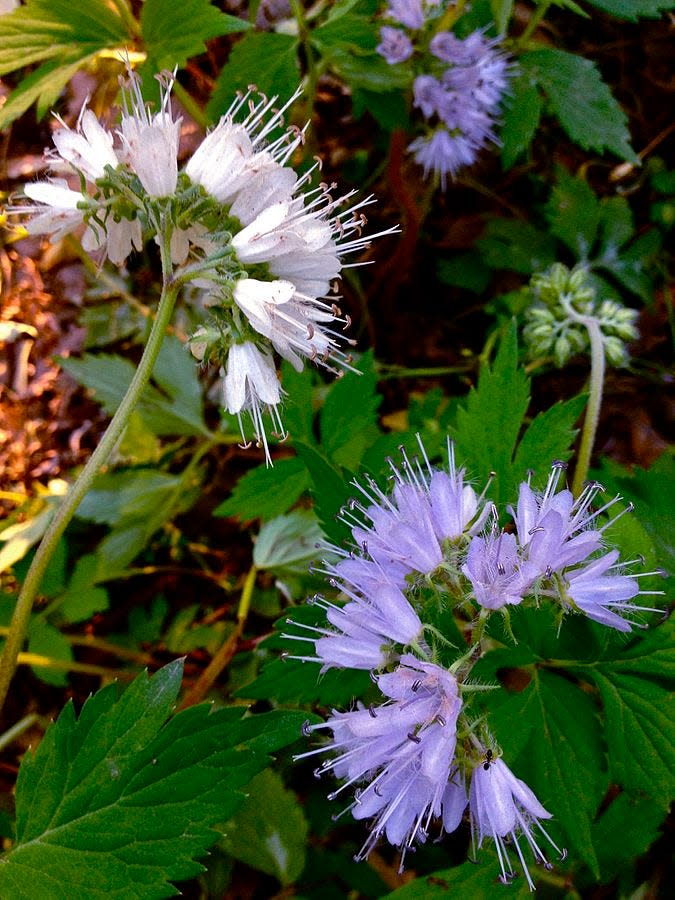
[375,6,511,184]
[463,462,662,631]
[409,31,510,184]
[289,438,660,882]
[298,657,562,883]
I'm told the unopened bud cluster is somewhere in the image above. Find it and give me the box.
[523,263,639,367]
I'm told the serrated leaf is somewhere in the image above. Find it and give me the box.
[206,32,299,121]
[545,167,601,257]
[237,656,371,705]
[500,71,543,168]
[140,0,248,72]
[484,667,606,876]
[221,769,308,885]
[0,0,128,75]
[452,323,530,509]
[584,0,675,19]
[510,394,587,493]
[0,54,95,130]
[294,441,350,544]
[591,670,674,802]
[0,662,308,899]
[320,351,381,469]
[213,456,310,521]
[522,48,638,163]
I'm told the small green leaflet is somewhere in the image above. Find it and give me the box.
[452,323,585,509]
[220,769,308,885]
[583,0,675,19]
[60,336,208,437]
[0,661,309,899]
[213,456,311,521]
[140,0,248,72]
[206,32,300,121]
[520,49,639,163]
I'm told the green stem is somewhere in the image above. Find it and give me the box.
[515,0,551,49]
[573,318,605,496]
[0,226,179,714]
[0,713,39,753]
[289,0,319,117]
[558,298,606,497]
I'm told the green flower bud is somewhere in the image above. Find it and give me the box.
[604,335,628,367]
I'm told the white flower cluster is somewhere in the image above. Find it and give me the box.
[14,70,394,463]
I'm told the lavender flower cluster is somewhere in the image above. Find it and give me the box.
[377,2,511,184]
[289,438,661,885]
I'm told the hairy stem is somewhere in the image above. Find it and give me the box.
[0,225,178,713]
[572,317,605,496]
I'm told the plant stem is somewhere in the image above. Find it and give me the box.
[572,318,605,496]
[289,0,319,119]
[0,713,39,753]
[557,301,606,497]
[179,564,257,708]
[515,0,551,49]
[0,227,178,714]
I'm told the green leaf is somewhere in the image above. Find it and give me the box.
[453,324,530,509]
[321,351,381,469]
[478,219,557,274]
[76,470,184,526]
[480,665,607,876]
[511,394,587,490]
[27,619,73,687]
[140,0,248,71]
[583,0,675,19]
[281,360,316,444]
[221,769,308,885]
[500,71,543,168]
[545,167,601,257]
[384,858,532,898]
[213,456,311,521]
[311,12,377,53]
[0,0,129,126]
[0,0,128,75]
[206,32,299,121]
[60,336,207,437]
[592,792,667,884]
[325,47,410,92]
[0,662,307,899]
[294,441,350,544]
[253,511,323,574]
[0,54,95,130]
[437,252,492,294]
[521,49,638,163]
[238,655,371,705]
[490,0,515,31]
[581,619,675,802]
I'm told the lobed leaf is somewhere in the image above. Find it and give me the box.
[0,662,309,899]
